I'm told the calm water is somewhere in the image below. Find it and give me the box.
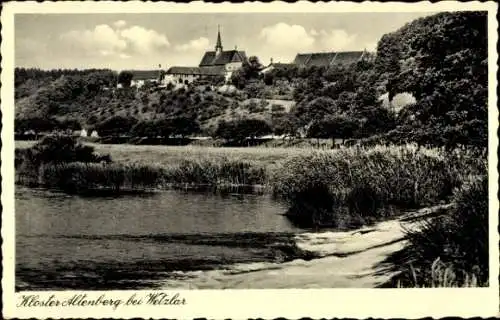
[16,187,304,290]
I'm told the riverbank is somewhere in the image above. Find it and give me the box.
[158,204,450,289]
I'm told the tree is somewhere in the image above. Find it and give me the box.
[118,71,134,88]
[96,115,138,137]
[307,115,359,146]
[263,72,274,86]
[170,116,200,138]
[131,120,160,138]
[214,118,272,145]
[15,117,59,134]
[244,56,264,79]
[376,11,488,148]
[272,113,300,139]
[292,96,339,127]
[230,56,264,89]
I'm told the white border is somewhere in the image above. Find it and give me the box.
[2,1,499,318]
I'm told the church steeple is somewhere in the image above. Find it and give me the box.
[215,25,223,56]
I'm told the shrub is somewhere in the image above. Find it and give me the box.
[394,174,489,287]
[17,135,110,168]
[15,135,112,188]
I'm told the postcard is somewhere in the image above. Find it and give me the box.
[2,1,499,318]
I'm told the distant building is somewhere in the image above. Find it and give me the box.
[260,58,296,74]
[164,26,247,85]
[293,50,373,68]
[90,130,99,138]
[128,70,163,88]
[164,66,226,85]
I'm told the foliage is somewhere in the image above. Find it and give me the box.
[37,162,162,194]
[15,135,111,187]
[307,115,359,144]
[118,71,134,88]
[230,56,264,89]
[375,11,487,148]
[18,135,110,166]
[214,118,272,145]
[95,116,138,137]
[271,144,481,228]
[162,158,267,187]
[388,173,488,287]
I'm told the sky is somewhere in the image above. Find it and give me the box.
[15,12,434,70]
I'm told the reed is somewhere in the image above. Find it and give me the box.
[36,162,164,194]
[394,174,489,287]
[396,258,483,288]
[271,144,484,228]
[160,157,268,187]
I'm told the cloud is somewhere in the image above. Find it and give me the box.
[113,20,127,28]
[319,29,357,51]
[259,23,315,50]
[175,37,210,52]
[60,24,127,57]
[120,26,170,54]
[60,23,169,57]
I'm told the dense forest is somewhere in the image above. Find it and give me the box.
[15,11,487,149]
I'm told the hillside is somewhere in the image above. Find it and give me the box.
[14,11,488,149]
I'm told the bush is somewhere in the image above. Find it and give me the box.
[17,135,110,168]
[271,144,480,228]
[394,174,488,287]
[15,135,112,188]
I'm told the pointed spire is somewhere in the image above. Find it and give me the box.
[215,25,223,54]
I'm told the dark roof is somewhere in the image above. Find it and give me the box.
[332,51,367,65]
[293,51,365,68]
[271,63,295,68]
[127,70,162,80]
[293,54,313,66]
[261,63,296,72]
[199,50,247,66]
[166,66,225,76]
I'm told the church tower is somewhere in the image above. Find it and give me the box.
[215,25,223,56]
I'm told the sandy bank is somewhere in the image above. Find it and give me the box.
[160,204,450,289]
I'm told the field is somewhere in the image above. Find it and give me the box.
[16,140,311,167]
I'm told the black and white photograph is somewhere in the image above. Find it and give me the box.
[2,1,499,318]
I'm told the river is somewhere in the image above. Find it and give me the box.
[15,187,307,291]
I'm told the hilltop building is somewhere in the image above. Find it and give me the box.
[129,69,163,88]
[164,26,247,85]
[293,50,372,68]
[260,50,374,76]
[260,58,296,74]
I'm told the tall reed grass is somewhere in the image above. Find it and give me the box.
[161,157,268,187]
[397,258,482,288]
[32,162,163,194]
[271,144,484,228]
[392,174,489,287]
